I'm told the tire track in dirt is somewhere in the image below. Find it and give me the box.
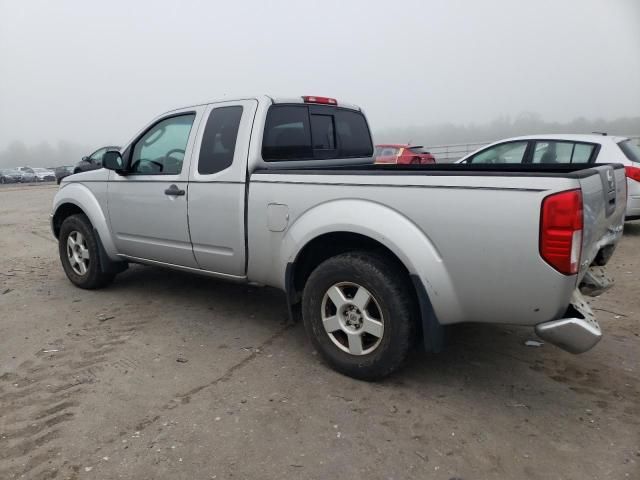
[53,321,296,478]
[0,311,151,480]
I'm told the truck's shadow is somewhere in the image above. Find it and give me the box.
[623,221,640,236]
[106,263,634,415]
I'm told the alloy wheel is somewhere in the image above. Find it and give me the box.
[321,282,384,355]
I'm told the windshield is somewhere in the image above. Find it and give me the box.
[618,139,640,163]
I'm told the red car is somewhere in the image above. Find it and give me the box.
[374,144,436,164]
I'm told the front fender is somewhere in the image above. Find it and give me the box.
[278,199,464,325]
[52,183,119,261]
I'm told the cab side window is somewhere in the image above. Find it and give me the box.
[129,114,196,175]
[198,106,243,174]
[469,141,528,164]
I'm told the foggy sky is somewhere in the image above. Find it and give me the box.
[1,0,639,150]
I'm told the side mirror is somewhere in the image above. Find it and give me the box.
[103,151,125,173]
[81,156,89,162]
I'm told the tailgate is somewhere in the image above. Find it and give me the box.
[577,164,626,281]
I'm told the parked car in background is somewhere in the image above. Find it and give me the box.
[32,167,56,182]
[16,167,37,183]
[0,168,24,184]
[74,146,120,174]
[55,165,75,184]
[456,134,640,220]
[374,144,436,164]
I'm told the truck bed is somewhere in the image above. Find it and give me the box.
[248,162,626,329]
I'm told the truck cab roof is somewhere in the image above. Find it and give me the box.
[166,95,362,114]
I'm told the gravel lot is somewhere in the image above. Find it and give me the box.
[0,184,638,480]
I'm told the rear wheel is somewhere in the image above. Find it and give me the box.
[58,214,115,289]
[302,252,415,380]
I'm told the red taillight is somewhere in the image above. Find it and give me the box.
[540,189,583,275]
[624,165,640,182]
[302,95,337,105]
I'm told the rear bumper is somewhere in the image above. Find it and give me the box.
[535,290,601,354]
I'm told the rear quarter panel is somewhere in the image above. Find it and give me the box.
[247,172,581,326]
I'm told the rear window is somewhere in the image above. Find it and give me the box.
[334,109,373,157]
[310,114,336,150]
[262,105,372,161]
[375,147,400,157]
[408,146,425,154]
[618,139,640,163]
[532,141,596,164]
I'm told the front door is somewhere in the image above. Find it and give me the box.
[107,110,201,268]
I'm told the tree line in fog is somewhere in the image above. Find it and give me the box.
[1,113,639,168]
[374,113,640,147]
[0,140,91,169]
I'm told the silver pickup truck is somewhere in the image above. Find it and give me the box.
[51,95,626,379]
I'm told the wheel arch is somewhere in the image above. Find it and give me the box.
[285,231,444,352]
[51,184,119,261]
[52,203,85,238]
[277,199,459,351]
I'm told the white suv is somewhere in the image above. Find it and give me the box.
[457,134,640,220]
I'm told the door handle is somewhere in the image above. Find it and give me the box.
[164,184,185,196]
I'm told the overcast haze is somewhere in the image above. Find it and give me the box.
[1,0,639,154]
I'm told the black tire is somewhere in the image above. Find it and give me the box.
[302,252,415,380]
[58,214,115,289]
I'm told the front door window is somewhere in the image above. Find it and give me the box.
[129,114,195,174]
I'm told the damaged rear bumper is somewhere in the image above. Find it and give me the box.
[535,290,601,354]
[535,265,613,354]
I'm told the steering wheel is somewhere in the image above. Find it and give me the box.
[130,158,164,173]
[165,148,185,161]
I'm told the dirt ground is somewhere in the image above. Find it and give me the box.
[0,184,638,480]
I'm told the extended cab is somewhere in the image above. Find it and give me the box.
[51,95,626,379]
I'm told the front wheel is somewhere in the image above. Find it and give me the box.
[58,214,115,289]
[302,252,415,380]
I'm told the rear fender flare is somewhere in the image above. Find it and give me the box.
[279,199,464,325]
